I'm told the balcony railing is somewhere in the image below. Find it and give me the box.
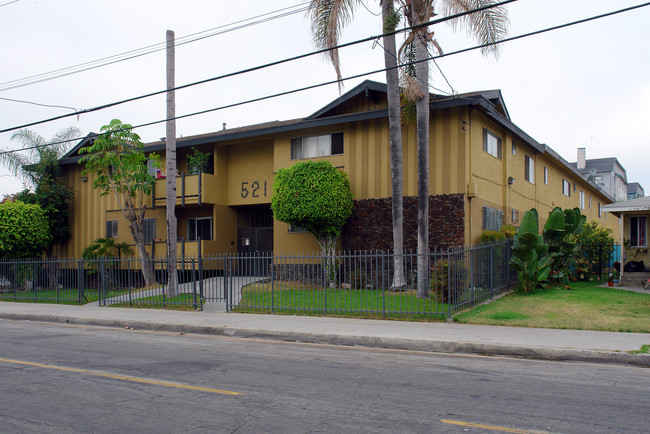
[152,171,218,207]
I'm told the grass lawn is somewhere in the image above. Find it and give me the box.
[109,293,203,311]
[0,289,99,305]
[233,280,450,320]
[454,282,650,333]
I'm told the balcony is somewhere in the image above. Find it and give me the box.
[152,172,218,207]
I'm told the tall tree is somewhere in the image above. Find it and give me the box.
[401,0,509,297]
[0,127,79,268]
[79,119,160,287]
[308,0,407,289]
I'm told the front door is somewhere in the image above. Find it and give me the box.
[236,205,274,276]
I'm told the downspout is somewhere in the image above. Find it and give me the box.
[619,212,625,286]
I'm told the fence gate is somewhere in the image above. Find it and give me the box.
[236,205,273,276]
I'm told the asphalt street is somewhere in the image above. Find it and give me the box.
[0,320,648,433]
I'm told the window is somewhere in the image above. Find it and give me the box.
[291,132,343,159]
[598,202,602,218]
[525,155,534,183]
[511,141,516,156]
[511,209,519,224]
[543,167,548,185]
[589,196,592,209]
[188,217,213,241]
[482,206,503,231]
[482,128,502,159]
[106,220,118,239]
[630,216,647,247]
[579,190,585,209]
[573,183,576,192]
[562,179,571,196]
[143,218,156,244]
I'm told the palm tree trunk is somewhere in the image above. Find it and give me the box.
[382,0,406,290]
[415,30,430,299]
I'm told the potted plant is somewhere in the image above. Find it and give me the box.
[187,148,211,175]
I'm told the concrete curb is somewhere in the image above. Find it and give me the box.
[2,312,649,368]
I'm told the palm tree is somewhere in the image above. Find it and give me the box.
[309,1,509,297]
[0,127,80,189]
[0,127,81,288]
[309,0,407,289]
[400,0,509,297]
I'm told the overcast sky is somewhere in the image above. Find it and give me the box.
[1,0,648,197]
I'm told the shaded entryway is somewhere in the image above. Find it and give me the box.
[236,205,274,276]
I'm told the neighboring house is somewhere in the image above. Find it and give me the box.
[627,182,645,199]
[56,80,618,259]
[602,196,650,282]
[570,148,628,201]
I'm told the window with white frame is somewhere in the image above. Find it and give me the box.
[579,190,585,209]
[543,167,548,185]
[630,216,647,247]
[106,220,118,239]
[589,196,592,209]
[562,179,571,196]
[291,132,344,160]
[143,218,156,243]
[512,141,516,156]
[482,206,503,231]
[525,155,534,183]
[511,208,519,224]
[482,128,502,159]
[188,217,213,241]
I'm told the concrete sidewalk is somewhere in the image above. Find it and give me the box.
[0,301,648,367]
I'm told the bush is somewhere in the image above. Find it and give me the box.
[429,258,466,302]
[500,224,517,239]
[479,230,505,243]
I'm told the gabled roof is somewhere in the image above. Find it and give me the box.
[570,157,627,180]
[56,79,613,202]
[307,80,389,119]
[603,196,650,214]
[62,132,97,160]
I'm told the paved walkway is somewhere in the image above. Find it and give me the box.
[0,301,648,367]
[91,276,265,309]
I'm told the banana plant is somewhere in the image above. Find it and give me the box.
[544,207,586,281]
[510,209,555,293]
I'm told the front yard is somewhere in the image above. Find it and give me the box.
[454,282,650,333]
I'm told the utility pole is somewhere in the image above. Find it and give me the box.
[166,29,178,297]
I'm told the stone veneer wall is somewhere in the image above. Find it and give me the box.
[341,193,465,251]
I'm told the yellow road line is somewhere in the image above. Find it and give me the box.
[441,419,547,433]
[0,357,245,396]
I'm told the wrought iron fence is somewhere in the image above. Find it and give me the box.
[0,240,516,318]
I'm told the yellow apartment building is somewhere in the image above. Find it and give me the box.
[57,80,619,258]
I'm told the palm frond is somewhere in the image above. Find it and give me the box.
[439,0,510,58]
[50,126,82,158]
[308,0,360,89]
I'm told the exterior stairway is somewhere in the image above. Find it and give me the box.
[620,272,650,287]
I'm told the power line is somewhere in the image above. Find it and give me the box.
[0,0,519,134]
[2,0,648,157]
[0,96,78,112]
[0,2,310,92]
[0,0,20,8]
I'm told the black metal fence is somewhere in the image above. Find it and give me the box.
[0,240,515,318]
